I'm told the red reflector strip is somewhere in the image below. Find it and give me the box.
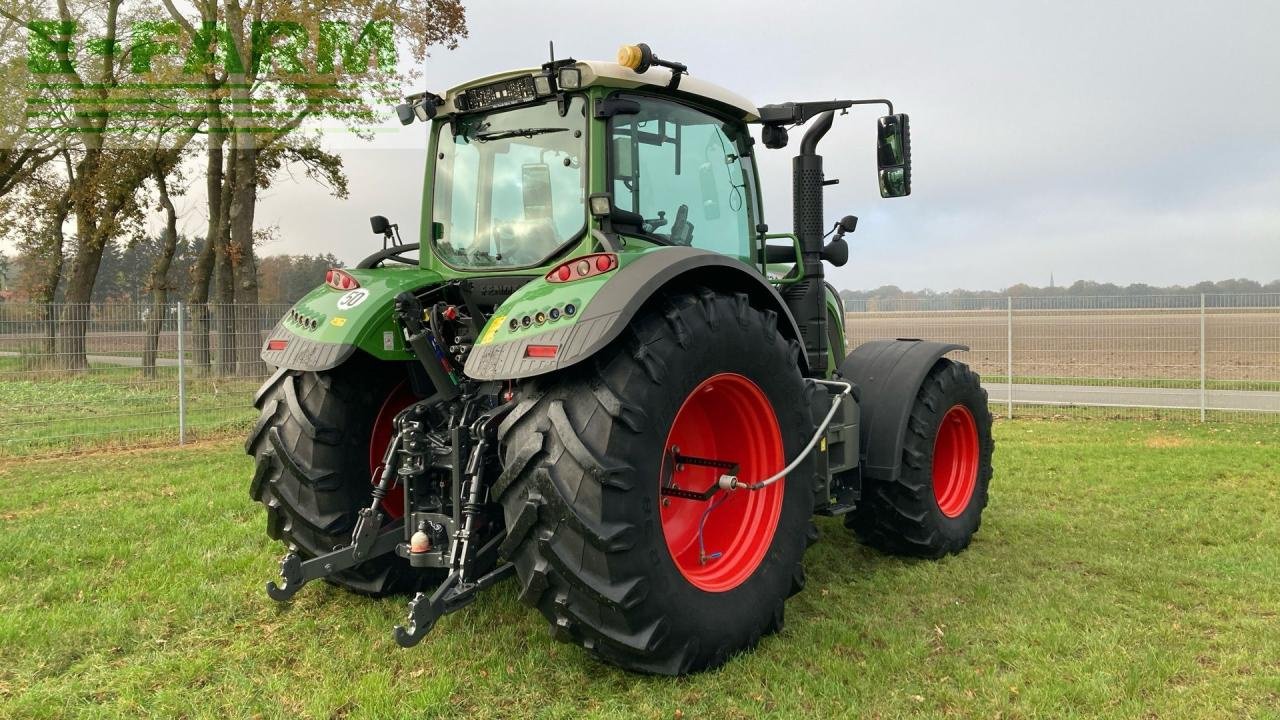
[524,344,558,359]
[266,339,288,351]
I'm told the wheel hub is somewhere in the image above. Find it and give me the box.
[659,373,784,593]
[932,403,979,517]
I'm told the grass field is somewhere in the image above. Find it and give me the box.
[0,359,263,457]
[1,420,1277,718]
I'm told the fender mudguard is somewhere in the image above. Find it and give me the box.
[839,339,968,483]
[259,266,443,372]
[465,246,804,380]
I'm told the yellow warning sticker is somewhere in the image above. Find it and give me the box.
[481,315,505,345]
[819,437,827,452]
[330,316,346,327]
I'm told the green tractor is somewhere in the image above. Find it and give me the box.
[250,44,994,675]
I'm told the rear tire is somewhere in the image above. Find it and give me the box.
[495,288,818,674]
[247,357,432,596]
[845,360,993,558]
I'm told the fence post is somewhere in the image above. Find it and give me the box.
[177,301,187,445]
[1199,293,1206,423]
[1006,296,1014,419]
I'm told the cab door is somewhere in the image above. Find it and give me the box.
[606,94,757,264]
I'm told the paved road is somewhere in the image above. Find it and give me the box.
[984,383,1280,413]
[0,351,180,367]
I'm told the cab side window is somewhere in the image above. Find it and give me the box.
[609,96,751,258]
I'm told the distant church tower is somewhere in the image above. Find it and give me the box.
[1049,273,1055,289]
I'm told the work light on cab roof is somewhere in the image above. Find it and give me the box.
[251,41,992,679]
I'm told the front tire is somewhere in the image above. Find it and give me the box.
[845,359,994,558]
[495,288,818,674]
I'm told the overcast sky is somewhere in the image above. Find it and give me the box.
[221,0,1279,291]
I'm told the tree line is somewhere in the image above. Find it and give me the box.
[1,245,345,306]
[0,0,466,375]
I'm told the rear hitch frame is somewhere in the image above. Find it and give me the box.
[266,419,409,602]
[392,399,516,648]
[265,519,404,601]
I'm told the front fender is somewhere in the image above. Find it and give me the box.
[260,266,443,371]
[465,246,803,380]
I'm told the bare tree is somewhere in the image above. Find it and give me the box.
[160,0,466,371]
[141,159,181,377]
[7,1,201,368]
[1,153,73,356]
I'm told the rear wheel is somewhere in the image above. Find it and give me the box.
[845,360,993,557]
[495,288,818,674]
[247,357,431,596]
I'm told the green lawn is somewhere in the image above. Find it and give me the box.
[1,420,1278,719]
[0,361,262,457]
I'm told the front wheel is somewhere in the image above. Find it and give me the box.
[495,288,818,675]
[846,359,994,557]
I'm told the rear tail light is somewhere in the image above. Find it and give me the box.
[525,344,559,358]
[546,253,617,283]
[325,268,360,291]
[266,339,288,351]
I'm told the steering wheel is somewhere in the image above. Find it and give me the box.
[356,243,420,269]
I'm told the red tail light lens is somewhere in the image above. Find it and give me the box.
[546,253,617,283]
[525,344,559,358]
[325,268,360,291]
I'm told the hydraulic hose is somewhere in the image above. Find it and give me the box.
[717,378,853,491]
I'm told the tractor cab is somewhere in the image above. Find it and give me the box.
[402,54,768,276]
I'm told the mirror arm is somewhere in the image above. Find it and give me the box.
[844,98,894,115]
[758,98,894,127]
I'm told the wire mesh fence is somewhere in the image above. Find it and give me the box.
[843,293,1280,421]
[0,302,290,458]
[0,294,1275,459]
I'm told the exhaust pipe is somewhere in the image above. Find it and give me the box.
[789,110,836,376]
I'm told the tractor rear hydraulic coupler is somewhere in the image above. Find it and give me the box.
[717,378,853,492]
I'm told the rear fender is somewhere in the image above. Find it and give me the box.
[465,246,804,380]
[840,339,968,483]
[259,267,443,371]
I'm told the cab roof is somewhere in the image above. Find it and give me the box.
[439,60,760,122]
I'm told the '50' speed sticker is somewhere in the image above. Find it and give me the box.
[336,288,369,310]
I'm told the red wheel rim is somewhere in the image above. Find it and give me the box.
[933,404,979,518]
[659,373,785,593]
[369,381,417,520]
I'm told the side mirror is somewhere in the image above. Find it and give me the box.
[370,215,392,236]
[876,114,911,198]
